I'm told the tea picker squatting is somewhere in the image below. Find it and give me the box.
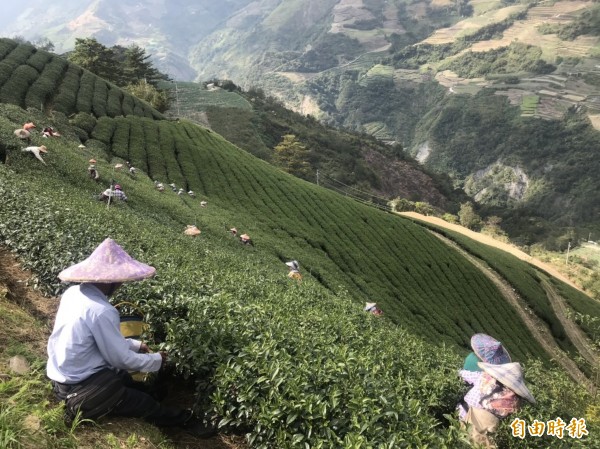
[285,260,302,281]
[458,334,535,448]
[47,238,217,437]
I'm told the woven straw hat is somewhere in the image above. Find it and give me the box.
[58,238,156,283]
[184,225,201,236]
[364,302,377,311]
[471,334,511,365]
[285,260,299,270]
[14,129,30,139]
[478,362,536,404]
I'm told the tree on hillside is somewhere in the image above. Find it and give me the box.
[481,215,509,241]
[11,35,55,52]
[124,80,171,112]
[273,135,312,179]
[388,197,415,212]
[458,202,481,229]
[120,44,170,86]
[69,38,123,85]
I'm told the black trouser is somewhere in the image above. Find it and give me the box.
[52,369,188,426]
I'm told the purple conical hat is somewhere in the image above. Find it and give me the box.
[471,333,511,365]
[58,238,155,283]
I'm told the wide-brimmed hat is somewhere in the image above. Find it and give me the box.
[478,362,535,404]
[471,334,511,364]
[285,260,299,270]
[39,145,48,153]
[89,159,97,163]
[463,352,482,372]
[184,225,201,236]
[14,129,30,139]
[114,163,123,169]
[78,144,86,149]
[364,302,377,311]
[58,238,156,283]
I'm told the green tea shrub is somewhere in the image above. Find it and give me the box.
[26,49,53,72]
[111,118,131,160]
[92,80,108,117]
[122,95,134,116]
[70,112,97,135]
[53,65,82,115]
[0,43,35,87]
[25,57,68,110]
[142,119,167,181]
[0,65,39,108]
[0,38,17,60]
[106,86,123,117]
[76,71,96,114]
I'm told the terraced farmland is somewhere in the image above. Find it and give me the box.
[468,1,599,59]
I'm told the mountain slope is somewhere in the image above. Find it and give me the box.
[0,44,598,447]
[3,1,599,246]
[0,39,593,365]
[161,81,457,208]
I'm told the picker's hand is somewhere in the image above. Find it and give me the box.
[139,343,151,353]
[159,351,169,368]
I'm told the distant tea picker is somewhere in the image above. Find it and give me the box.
[22,145,48,164]
[14,128,31,143]
[364,302,383,316]
[285,260,302,281]
[240,233,253,246]
[184,225,201,237]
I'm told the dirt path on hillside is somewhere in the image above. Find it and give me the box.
[541,278,599,368]
[430,234,595,393]
[399,212,582,291]
[0,247,243,449]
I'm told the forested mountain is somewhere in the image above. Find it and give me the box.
[2,0,599,246]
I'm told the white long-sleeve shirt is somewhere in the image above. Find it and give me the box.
[22,146,46,164]
[47,283,162,384]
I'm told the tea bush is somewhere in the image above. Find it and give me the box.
[0,38,165,120]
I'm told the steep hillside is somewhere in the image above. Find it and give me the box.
[1,43,599,447]
[3,1,599,246]
[161,81,458,208]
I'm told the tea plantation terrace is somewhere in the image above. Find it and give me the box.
[0,39,597,447]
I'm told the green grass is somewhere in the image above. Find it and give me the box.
[164,82,252,111]
[521,94,540,114]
